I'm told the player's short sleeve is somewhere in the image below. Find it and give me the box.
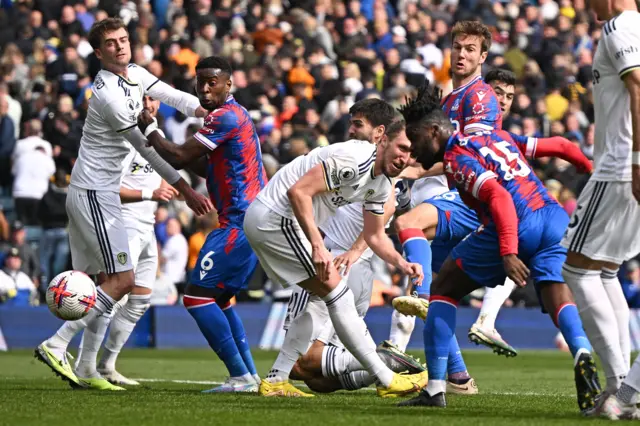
[130,64,162,92]
[602,16,640,78]
[193,109,236,151]
[103,99,137,134]
[321,142,374,191]
[506,131,538,158]
[461,89,501,134]
[363,183,390,216]
[444,149,496,199]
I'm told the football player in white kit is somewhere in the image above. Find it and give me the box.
[35,18,212,390]
[244,118,429,398]
[75,95,176,386]
[391,69,520,359]
[559,0,640,418]
[263,99,425,397]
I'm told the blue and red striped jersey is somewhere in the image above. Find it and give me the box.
[194,96,267,227]
[443,130,556,225]
[441,75,502,134]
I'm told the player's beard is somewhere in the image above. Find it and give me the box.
[417,144,446,170]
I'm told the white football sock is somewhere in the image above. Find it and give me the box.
[322,345,364,377]
[46,287,116,359]
[563,265,626,392]
[602,268,631,369]
[338,370,376,390]
[267,297,327,384]
[477,279,516,330]
[389,309,415,352]
[426,379,446,395]
[620,355,640,404]
[100,294,151,371]
[322,279,394,387]
[75,310,113,378]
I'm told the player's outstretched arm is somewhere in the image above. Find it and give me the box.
[624,69,640,202]
[139,67,205,118]
[516,134,592,173]
[398,162,444,180]
[363,209,423,286]
[120,186,178,204]
[287,164,333,281]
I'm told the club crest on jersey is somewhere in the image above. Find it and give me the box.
[477,91,486,101]
[451,98,460,111]
[364,189,375,200]
[339,167,356,181]
[453,170,465,184]
[472,102,485,115]
[126,99,136,112]
[117,252,128,265]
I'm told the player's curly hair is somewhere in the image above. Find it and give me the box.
[195,56,233,76]
[398,83,450,132]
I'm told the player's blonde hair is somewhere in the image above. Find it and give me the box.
[451,21,492,53]
[88,18,128,50]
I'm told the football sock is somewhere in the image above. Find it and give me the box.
[447,335,469,381]
[554,302,593,364]
[322,345,363,377]
[338,371,376,390]
[222,305,258,376]
[619,355,640,404]
[477,279,517,329]
[184,295,249,378]
[399,229,432,296]
[322,279,394,387]
[75,309,114,378]
[46,287,115,359]
[268,304,318,383]
[100,293,151,371]
[389,309,415,352]
[563,265,626,392]
[425,297,458,394]
[602,268,631,368]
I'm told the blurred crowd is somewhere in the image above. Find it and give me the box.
[0,0,637,309]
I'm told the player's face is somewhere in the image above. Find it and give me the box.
[143,96,160,117]
[380,130,413,177]
[196,68,232,110]
[490,82,515,116]
[348,114,383,143]
[96,27,131,69]
[406,123,447,170]
[588,0,612,20]
[451,34,487,79]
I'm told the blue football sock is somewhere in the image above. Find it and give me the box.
[222,305,257,376]
[184,296,249,377]
[399,229,433,296]
[447,335,468,377]
[555,303,593,359]
[425,298,458,382]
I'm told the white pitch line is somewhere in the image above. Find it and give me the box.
[132,378,573,397]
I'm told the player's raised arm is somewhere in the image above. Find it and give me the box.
[137,65,206,118]
[508,132,592,173]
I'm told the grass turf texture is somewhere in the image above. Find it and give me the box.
[1,349,610,425]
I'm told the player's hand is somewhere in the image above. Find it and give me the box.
[633,165,640,203]
[152,187,179,202]
[503,254,529,287]
[333,249,361,275]
[575,158,593,174]
[312,244,333,282]
[183,188,213,216]
[399,260,424,286]
[137,109,155,134]
[194,106,208,118]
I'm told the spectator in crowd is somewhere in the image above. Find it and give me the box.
[38,169,69,287]
[0,247,37,306]
[187,211,217,274]
[11,145,56,225]
[161,218,188,288]
[0,94,15,192]
[1,221,40,287]
[13,119,53,160]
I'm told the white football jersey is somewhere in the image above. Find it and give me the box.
[71,64,199,192]
[591,10,640,181]
[321,203,374,261]
[410,175,448,207]
[256,140,392,227]
[121,149,162,229]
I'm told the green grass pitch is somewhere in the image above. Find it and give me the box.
[0,349,612,425]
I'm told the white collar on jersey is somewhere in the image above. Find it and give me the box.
[451,74,482,95]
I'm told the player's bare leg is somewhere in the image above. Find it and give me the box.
[468,279,518,357]
[399,258,484,407]
[539,281,601,413]
[563,252,629,395]
[96,285,152,386]
[36,271,133,390]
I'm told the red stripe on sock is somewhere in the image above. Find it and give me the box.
[399,228,427,244]
[429,295,459,307]
[183,295,216,309]
[553,302,575,327]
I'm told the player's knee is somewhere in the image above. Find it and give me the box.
[394,212,414,233]
[106,270,135,298]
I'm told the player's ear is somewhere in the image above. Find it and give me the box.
[479,50,488,64]
[374,124,385,140]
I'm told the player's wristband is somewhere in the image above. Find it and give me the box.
[141,189,153,201]
[143,119,159,137]
[633,152,640,166]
